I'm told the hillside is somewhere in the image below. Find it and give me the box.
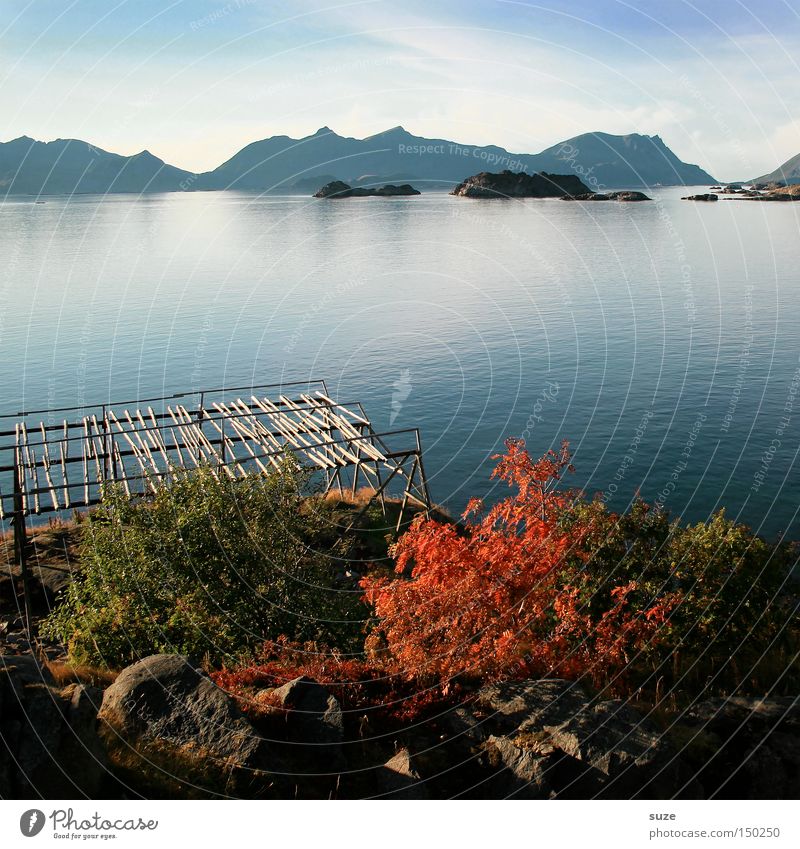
[530,131,715,188]
[749,151,800,185]
[0,136,194,195]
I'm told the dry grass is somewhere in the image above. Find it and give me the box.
[322,485,385,507]
[46,659,118,688]
[320,486,453,523]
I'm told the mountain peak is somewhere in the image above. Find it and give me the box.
[365,125,409,140]
[312,126,334,136]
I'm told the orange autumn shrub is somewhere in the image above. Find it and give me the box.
[361,439,673,687]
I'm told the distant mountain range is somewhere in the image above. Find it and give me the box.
[0,136,193,195]
[748,152,800,185]
[194,126,716,191]
[1,126,719,195]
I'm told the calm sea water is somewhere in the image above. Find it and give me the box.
[1,189,799,538]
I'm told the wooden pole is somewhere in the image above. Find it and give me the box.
[374,461,387,517]
[197,393,206,464]
[101,405,110,481]
[12,453,33,643]
[396,457,418,532]
[414,429,432,514]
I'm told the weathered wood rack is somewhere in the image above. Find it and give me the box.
[0,379,431,639]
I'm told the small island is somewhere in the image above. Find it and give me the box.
[682,184,800,202]
[313,180,421,198]
[561,190,652,202]
[451,169,590,198]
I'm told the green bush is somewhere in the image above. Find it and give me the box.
[556,496,799,698]
[42,459,365,667]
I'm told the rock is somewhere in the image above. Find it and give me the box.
[451,169,590,199]
[375,748,429,799]
[58,682,110,792]
[447,679,685,799]
[719,185,765,197]
[313,180,354,198]
[273,675,344,746]
[562,190,651,202]
[682,193,718,201]
[1,522,79,643]
[98,654,284,797]
[0,655,56,797]
[370,183,421,196]
[313,181,420,198]
[561,192,611,201]
[271,676,346,775]
[606,190,651,201]
[1,559,76,617]
[674,696,800,799]
[0,654,109,797]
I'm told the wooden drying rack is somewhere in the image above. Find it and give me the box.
[0,379,432,639]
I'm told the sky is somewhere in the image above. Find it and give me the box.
[1,0,798,181]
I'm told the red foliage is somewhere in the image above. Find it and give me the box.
[361,439,672,687]
[211,639,464,726]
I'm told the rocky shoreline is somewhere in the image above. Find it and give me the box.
[683,183,800,202]
[2,651,797,799]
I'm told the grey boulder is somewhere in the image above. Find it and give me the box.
[448,679,684,799]
[98,654,283,797]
